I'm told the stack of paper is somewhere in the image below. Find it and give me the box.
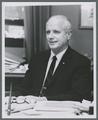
[5,57,28,73]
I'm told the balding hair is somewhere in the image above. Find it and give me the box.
[46,15,72,33]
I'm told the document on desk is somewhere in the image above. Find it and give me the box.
[5,94,93,117]
[4,99,94,118]
[34,101,82,112]
[9,100,90,113]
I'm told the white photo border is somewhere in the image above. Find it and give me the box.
[2,2,96,118]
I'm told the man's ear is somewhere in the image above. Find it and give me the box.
[66,32,72,41]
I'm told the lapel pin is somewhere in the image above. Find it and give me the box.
[62,62,65,64]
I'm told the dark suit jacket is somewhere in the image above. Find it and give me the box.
[19,47,92,101]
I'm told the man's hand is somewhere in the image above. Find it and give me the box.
[25,95,47,104]
[5,95,47,113]
[5,95,47,104]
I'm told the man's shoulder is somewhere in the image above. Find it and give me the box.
[69,47,90,63]
[29,50,50,65]
[30,49,50,63]
[35,49,50,58]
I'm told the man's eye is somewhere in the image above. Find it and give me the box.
[46,31,50,34]
[46,30,60,34]
[53,30,60,34]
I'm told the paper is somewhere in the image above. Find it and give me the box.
[5,96,94,117]
[5,57,28,73]
[34,101,81,112]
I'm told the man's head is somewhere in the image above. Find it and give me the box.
[46,15,72,54]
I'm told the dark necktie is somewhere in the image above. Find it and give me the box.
[39,56,57,96]
[44,56,57,87]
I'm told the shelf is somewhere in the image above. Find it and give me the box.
[5,19,24,26]
[5,73,25,78]
[5,38,24,47]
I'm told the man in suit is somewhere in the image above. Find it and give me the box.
[20,15,92,102]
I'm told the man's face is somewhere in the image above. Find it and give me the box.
[46,18,69,54]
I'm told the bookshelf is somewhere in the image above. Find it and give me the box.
[5,6,26,95]
[5,6,25,67]
[5,6,25,48]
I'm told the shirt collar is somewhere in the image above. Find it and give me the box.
[50,47,68,60]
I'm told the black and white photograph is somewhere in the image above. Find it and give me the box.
[2,2,96,118]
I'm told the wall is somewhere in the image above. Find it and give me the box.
[5,5,93,62]
[51,5,93,59]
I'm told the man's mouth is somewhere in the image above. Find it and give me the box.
[49,41,57,44]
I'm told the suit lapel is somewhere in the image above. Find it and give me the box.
[40,51,51,84]
[47,47,73,87]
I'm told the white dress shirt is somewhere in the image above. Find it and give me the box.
[42,47,68,86]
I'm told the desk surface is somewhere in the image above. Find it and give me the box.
[3,100,95,118]
[4,110,94,119]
